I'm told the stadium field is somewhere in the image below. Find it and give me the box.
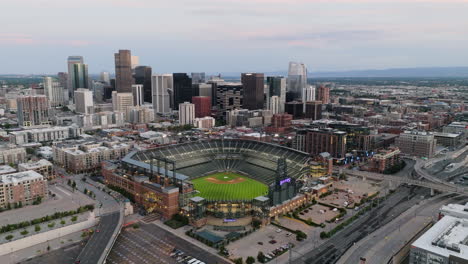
[192,172,268,201]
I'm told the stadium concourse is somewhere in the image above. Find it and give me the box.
[104,139,312,225]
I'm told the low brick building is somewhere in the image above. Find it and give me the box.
[0,170,48,208]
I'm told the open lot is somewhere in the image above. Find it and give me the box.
[192,172,268,200]
[0,184,94,226]
[299,204,340,224]
[320,178,380,208]
[226,225,299,262]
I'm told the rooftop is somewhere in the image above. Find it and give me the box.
[0,170,44,185]
[0,165,16,175]
[18,159,52,169]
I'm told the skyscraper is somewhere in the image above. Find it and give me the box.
[43,77,67,107]
[131,55,139,70]
[266,76,286,113]
[74,88,94,114]
[173,73,193,110]
[67,56,84,98]
[191,72,206,84]
[57,72,68,91]
[216,83,243,119]
[287,62,307,101]
[100,72,110,84]
[269,96,281,115]
[134,66,152,103]
[241,73,264,110]
[179,102,195,125]
[305,100,322,120]
[132,84,144,106]
[152,74,172,114]
[114,50,134,93]
[17,95,51,127]
[72,63,89,90]
[112,91,134,118]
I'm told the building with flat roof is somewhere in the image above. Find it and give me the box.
[294,128,347,159]
[0,170,48,208]
[0,165,16,175]
[16,95,52,127]
[396,130,436,158]
[18,159,54,180]
[0,145,27,165]
[9,125,83,145]
[410,215,468,263]
[433,132,462,148]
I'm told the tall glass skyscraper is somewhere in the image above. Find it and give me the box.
[114,50,134,93]
[287,62,307,101]
[67,56,84,99]
[72,63,89,90]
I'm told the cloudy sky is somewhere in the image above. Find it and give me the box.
[2,0,468,74]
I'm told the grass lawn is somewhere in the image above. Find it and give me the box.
[192,172,268,201]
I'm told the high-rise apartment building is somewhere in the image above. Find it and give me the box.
[192,96,211,118]
[152,74,172,114]
[43,77,67,107]
[0,170,48,208]
[303,85,316,102]
[266,76,286,113]
[179,102,195,125]
[287,62,307,101]
[74,88,94,114]
[17,95,51,127]
[395,130,436,158]
[316,84,330,104]
[173,73,193,110]
[242,73,264,110]
[294,128,347,158]
[305,100,322,120]
[67,56,84,98]
[112,91,134,118]
[132,84,144,106]
[269,96,281,115]
[114,50,134,93]
[134,66,152,103]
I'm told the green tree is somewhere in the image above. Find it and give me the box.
[234,258,243,264]
[60,220,66,225]
[257,251,266,263]
[246,256,255,264]
[20,230,29,236]
[5,235,13,241]
[71,216,78,222]
[35,225,41,232]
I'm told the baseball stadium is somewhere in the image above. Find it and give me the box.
[103,139,312,225]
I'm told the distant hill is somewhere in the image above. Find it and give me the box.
[213,67,468,78]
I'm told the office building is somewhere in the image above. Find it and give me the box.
[100,71,110,84]
[395,131,436,158]
[191,72,206,84]
[303,85,316,102]
[74,88,94,114]
[294,128,347,158]
[410,215,468,264]
[265,113,293,134]
[0,170,48,208]
[127,106,155,124]
[114,50,134,93]
[43,77,67,107]
[266,76,286,113]
[227,109,272,128]
[57,72,68,92]
[77,111,125,130]
[305,100,322,120]
[71,63,90,91]
[173,73,193,110]
[242,73,264,110]
[433,132,462,148]
[194,116,216,129]
[134,66,152,103]
[112,91,134,118]
[287,62,307,101]
[192,96,211,118]
[316,84,330,104]
[368,147,401,173]
[285,101,304,119]
[216,83,243,118]
[0,145,27,165]
[17,95,51,127]
[152,74,172,114]
[92,81,106,103]
[269,96,281,115]
[9,125,83,144]
[179,102,195,125]
[18,159,54,180]
[132,84,144,106]
[131,55,139,69]
[67,56,84,98]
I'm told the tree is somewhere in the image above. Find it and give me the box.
[234,258,243,264]
[67,179,71,186]
[60,220,66,225]
[20,230,29,236]
[257,251,266,263]
[252,219,262,229]
[35,225,41,232]
[5,235,13,241]
[71,216,78,222]
[246,256,255,264]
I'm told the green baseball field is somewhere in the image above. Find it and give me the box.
[191,172,268,201]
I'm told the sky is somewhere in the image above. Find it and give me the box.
[1,0,468,74]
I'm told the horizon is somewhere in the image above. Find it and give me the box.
[2,0,468,74]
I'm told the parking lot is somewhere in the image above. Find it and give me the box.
[226,225,299,262]
[299,204,340,224]
[0,184,94,226]
[107,223,229,264]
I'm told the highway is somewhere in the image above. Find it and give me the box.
[291,186,429,264]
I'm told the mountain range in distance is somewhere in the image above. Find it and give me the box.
[214,67,468,78]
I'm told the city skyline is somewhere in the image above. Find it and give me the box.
[2,0,468,74]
